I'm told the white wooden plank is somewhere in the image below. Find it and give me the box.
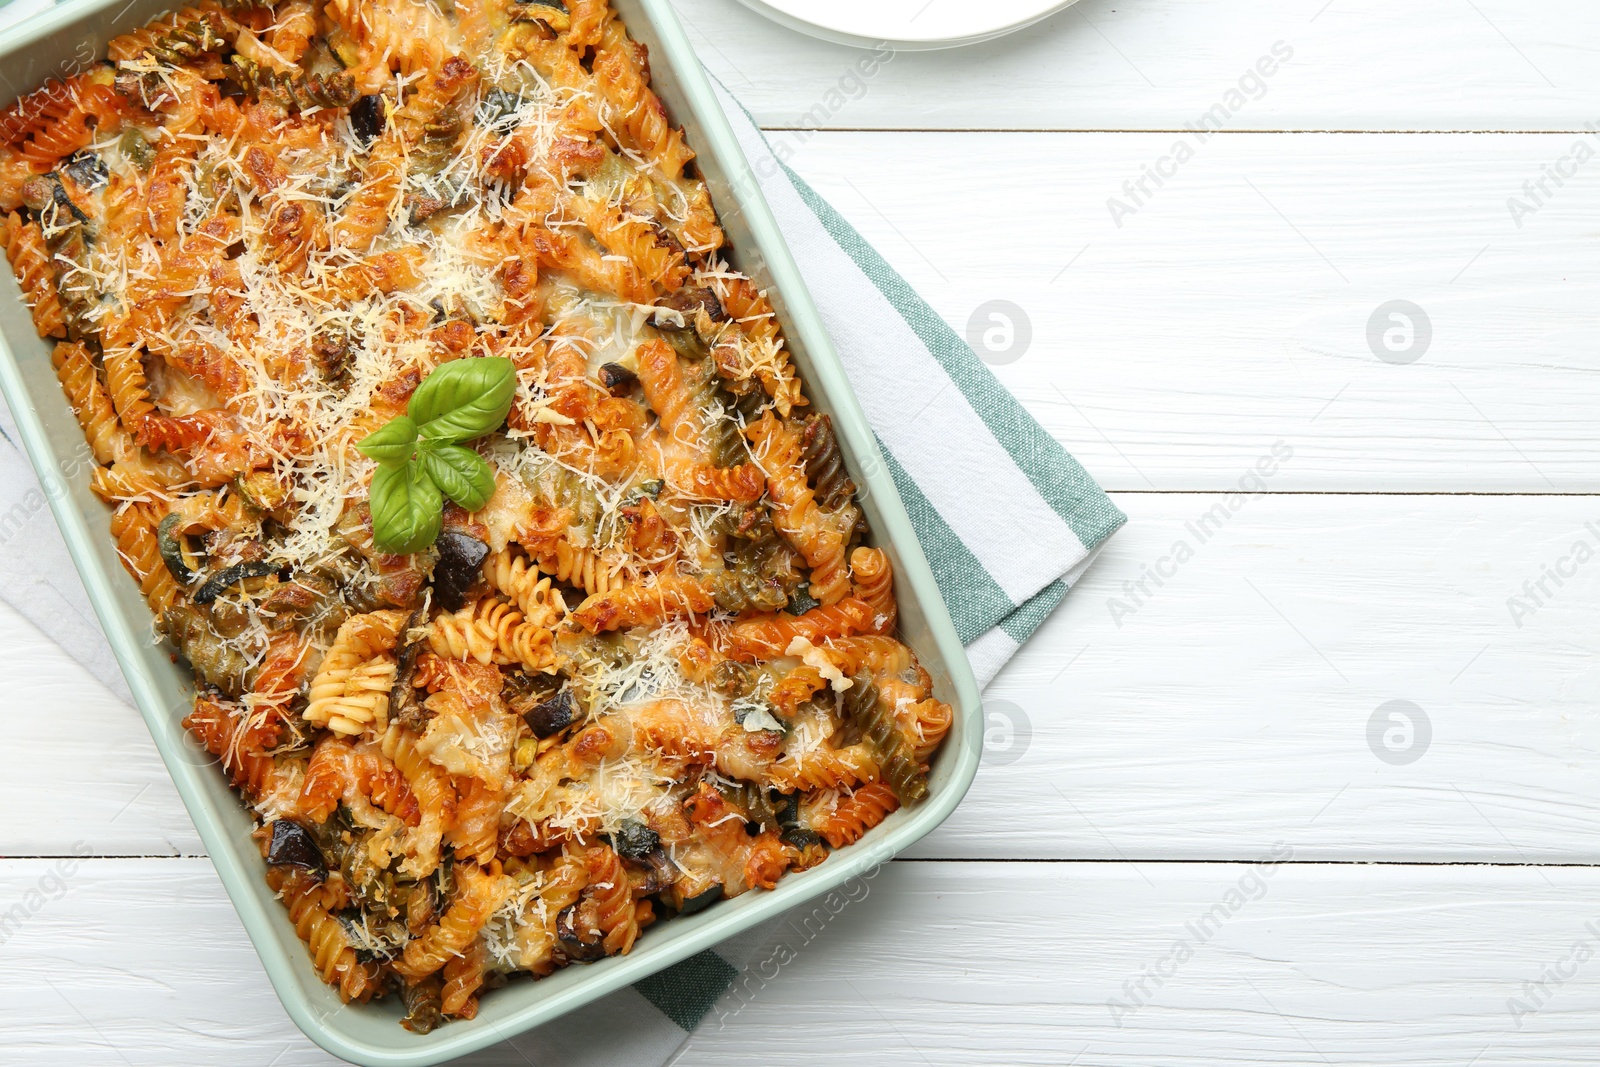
[10,494,1600,863]
[784,130,1600,492]
[683,860,1600,1066]
[909,492,1600,861]
[672,0,1600,131]
[0,599,200,857]
[0,858,339,1067]
[7,857,1600,1067]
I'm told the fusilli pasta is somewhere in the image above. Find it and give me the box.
[3,0,955,1027]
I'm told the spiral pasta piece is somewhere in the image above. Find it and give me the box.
[265,0,316,62]
[2,73,127,169]
[101,327,156,433]
[482,549,567,628]
[305,610,407,736]
[571,571,714,633]
[769,742,878,794]
[583,844,643,956]
[447,774,506,866]
[802,414,856,511]
[325,0,450,89]
[724,597,875,660]
[299,736,421,826]
[52,341,130,464]
[534,540,623,598]
[847,547,896,634]
[267,866,384,1002]
[810,782,899,849]
[330,141,402,251]
[397,862,514,981]
[711,275,802,415]
[577,196,689,293]
[429,596,557,671]
[381,724,457,879]
[3,214,63,337]
[815,635,914,681]
[591,21,693,180]
[747,412,853,604]
[906,699,954,767]
[183,695,285,804]
[440,937,488,1018]
[110,505,183,616]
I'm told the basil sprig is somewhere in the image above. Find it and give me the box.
[357,357,516,553]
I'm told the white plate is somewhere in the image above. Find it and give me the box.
[732,0,1082,50]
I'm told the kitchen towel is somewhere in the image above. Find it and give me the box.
[0,5,1124,1057]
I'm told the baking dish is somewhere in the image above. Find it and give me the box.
[0,0,982,1061]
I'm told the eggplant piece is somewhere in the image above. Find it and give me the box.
[523,689,573,738]
[556,900,606,961]
[341,839,404,918]
[311,327,354,384]
[334,908,408,962]
[511,0,570,32]
[598,362,638,394]
[194,560,281,604]
[156,513,198,585]
[257,573,335,623]
[350,94,385,146]
[783,589,821,616]
[400,975,445,1034]
[623,845,677,895]
[503,667,565,706]
[22,173,90,227]
[781,826,822,850]
[610,818,660,859]
[407,195,447,225]
[431,531,488,611]
[775,792,800,828]
[234,469,293,517]
[676,885,722,916]
[433,855,456,901]
[162,605,254,696]
[118,128,155,171]
[265,820,328,880]
[657,286,726,330]
[717,779,780,832]
[710,659,754,699]
[479,88,523,130]
[624,478,663,506]
[401,878,442,935]
[390,607,429,731]
[62,150,109,191]
[713,566,789,615]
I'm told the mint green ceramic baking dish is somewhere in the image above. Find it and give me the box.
[0,1,981,1061]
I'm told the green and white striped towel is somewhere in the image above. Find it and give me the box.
[710,79,1124,688]
[0,0,1123,1052]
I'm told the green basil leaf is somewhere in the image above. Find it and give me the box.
[369,460,442,554]
[356,414,419,466]
[409,357,517,444]
[420,444,497,511]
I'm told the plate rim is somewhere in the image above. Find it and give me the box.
[730,0,1082,50]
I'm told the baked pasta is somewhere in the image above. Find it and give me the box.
[0,0,952,1029]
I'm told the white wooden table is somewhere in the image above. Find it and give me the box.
[4,0,1599,1062]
